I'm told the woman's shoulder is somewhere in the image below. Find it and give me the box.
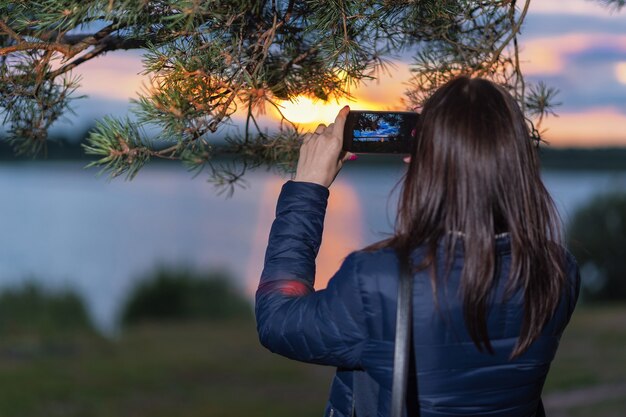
[348,245,398,263]
[345,243,430,277]
[342,245,402,275]
[346,238,580,274]
[347,239,441,270]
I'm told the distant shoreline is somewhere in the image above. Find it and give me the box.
[2,140,626,170]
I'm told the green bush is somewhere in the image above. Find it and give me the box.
[119,266,252,326]
[0,282,94,335]
[567,192,626,302]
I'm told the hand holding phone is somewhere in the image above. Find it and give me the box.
[342,110,419,154]
[294,106,356,188]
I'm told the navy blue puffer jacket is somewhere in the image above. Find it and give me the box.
[256,181,580,417]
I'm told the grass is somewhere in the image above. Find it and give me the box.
[0,306,623,416]
[0,317,334,417]
[544,304,626,393]
[570,396,626,417]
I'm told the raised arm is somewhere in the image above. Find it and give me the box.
[255,180,367,369]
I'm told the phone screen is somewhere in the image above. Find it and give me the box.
[343,111,419,153]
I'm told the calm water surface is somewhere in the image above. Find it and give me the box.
[1,161,625,333]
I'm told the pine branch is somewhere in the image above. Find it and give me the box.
[0,41,72,56]
[4,0,613,195]
[82,115,153,180]
[0,19,24,42]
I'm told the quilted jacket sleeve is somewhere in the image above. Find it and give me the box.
[255,180,367,369]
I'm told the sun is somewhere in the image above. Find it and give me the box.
[274,96,345,126]
[273,95,383,130]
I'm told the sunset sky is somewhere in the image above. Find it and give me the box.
[57,0,626,147]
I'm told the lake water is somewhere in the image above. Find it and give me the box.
[2,161,626,334]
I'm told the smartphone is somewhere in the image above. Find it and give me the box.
[343,110,419,154]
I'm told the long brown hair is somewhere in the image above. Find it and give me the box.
[364,76,566,358]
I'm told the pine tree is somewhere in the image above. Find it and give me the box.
[0,1,622,195]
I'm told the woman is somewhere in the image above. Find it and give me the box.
[255,76,580,417]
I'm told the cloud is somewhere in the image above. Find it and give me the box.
[520,33,626,76]
[72,50,147,101]
[519,33,626,114]
[540,107,626,146]
[529,0,623,17]
[521,33,626,114]
[524,14,626,38]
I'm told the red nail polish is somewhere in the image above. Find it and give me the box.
[349,154,358,161]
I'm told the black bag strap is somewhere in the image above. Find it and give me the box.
[391,251,414,417]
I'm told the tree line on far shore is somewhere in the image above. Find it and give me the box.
[3,134,626,171]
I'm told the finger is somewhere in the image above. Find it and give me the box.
[403,155,411,164]
[341,151,357,162]
[332,105,350,138]
[315,123,326,134]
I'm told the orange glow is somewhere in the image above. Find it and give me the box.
[271,62,413,131]
[246,177,363,297]
[275,96,349,125]
[314,180,363,290]
[616,62,626,85]
[541,107,626,146]
[273,95,385,131]
[521,42,565,75]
